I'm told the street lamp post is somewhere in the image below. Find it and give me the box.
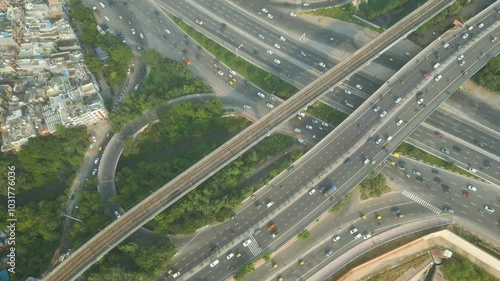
[236,44,243,57]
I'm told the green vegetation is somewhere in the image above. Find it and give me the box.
[109,49,212,132]
[329,193,351,213]
[442,253,497,281]
[68,0,133,87]
[261,252,271,262]
[395,142,481,180]
[365,254,430,281]
[472,56,500,93]
[360,171,389,200]
[414,0,471,37]
[298,229,311,240]
[307,5,383,31]
[306,101,348,126]
[0,125,88,196]
[234,263,255,281]
[448,224,500,260]
[86,239,175,280]
[165,11,297,99]
[358,0,418,20]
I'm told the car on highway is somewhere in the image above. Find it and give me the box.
[94,157,100,164]
[114,211,121,218]
[443,207,454,213]
[273,59,281,64]
[172,271,180,278]
[319,62,326,68]
[423,71,429,77]
[484,159,491,169]
[345,89,352,95]
[266,49,274,55]
[363,158,370,165]
[363,233,372,239]
[395,97,402,104]
[267,223,276,231]
[440,147,449,154]
[273,43,281,49]
[261,8,268,12]
[373,105,380,112]
[217,70,224,76]
[457,55,464,61]
[300,50,307,56]
[467,184,476,191]
[356,84,363,89]
[467,166,477,173]
[417,98,424,105]
[279,36,286,42]
[306,125,313,130]
[243,105,251,109]
[484,205,495,213]
[344,158,352,165]
[463,192,471,198]
[266,102,274,109]
[333,235,340,242]
[322,122,328,127]
[326,250,333,257]
[134,84,139,91]
[139,33,144,39]
[397,163,406,170]
[462,33,469,39]
[349,228,358,234]
[459,61,466,66]
[92,168,97,176]
[267,13,274,19]
[266,201,274,208]
[290,12,297,17]
[412,169,421,176]
[492,36,497,42]
[272,231,279,238]
[452,145,462,153]
[131,28,136,35]
[258,33,264,39]
[379,111,387,118]
[226,252,235,259]
[99,1,105,8]
[257,92,265,98]
[375,138,383,144]
[195,19,203,25]
[303,2,310,6]
[396,119,403,126]
[243,239,252,247]
[354,233,362,239]
[435,75,442,81]
[308,188,316,195]
[209,259,219,267]
[229,69,236,75]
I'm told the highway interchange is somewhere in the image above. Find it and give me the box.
[49,0,500,280]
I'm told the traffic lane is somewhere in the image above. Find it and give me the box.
[425,110,500,157]
[87,0,142,40]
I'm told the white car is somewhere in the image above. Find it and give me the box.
[279,36,286,42]
[484,205,495,213]
[457,55,464,61]
[114,211,121,218]
[345,89,352,95]
[467,185,476,191]
[266,102,274,109]
[395,97,402,104]
[134,83,139,91]
[332,235,340,242]
[267,14,273,19]
[417,98,424,105]
[435,75,442,81]
[290,12,297,17]
[172,271,181,278]
[92,169,98,176]
[99,1,105,8]
[273,59,281,64]
[396,119,403,126]
[319,62,326,68]
[261,8,268,13]
[273,43,281,49]
[308,189,316,195]
[266,49,273,55]
[303,2,310,6]
[94,157,100,164]
[462,33,469,39]
[300,50,307,56]
[209,259,219,267]
[467,167,477,173]
[227,252,235,259]
[195,19,203,25]
[243,239,252,247]
[257,92,265,98]
[373,105,381,112]
[321,122,328,127]
[354,233,362,239]
[217,70,224,76]
[298,112,306,117]
[492,36,497,42]
[92,6,97,10]
[305,125,313,130]
[478,23,484,28]
[433,63,440,69]
[229,69,236,75]
[363,158,370,165]
[349,228,358,234]
[139,33,144,39]
[363,233,372,239]
[379,111,387,118]
[164,28,171,34]
[243,105,251,109]
[460,61,466,66]
[356,84,363,90]
[131,28,136,35]
[258,34,265,39]
[375,138,383,145]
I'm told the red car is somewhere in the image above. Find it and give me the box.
[464,192,472,198]
[423,71,429,77]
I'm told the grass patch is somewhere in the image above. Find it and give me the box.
[442,252,497,281]
[307,4,383,32]
[395,142,482,181]
[329,193,351,213]
[362,253,430,281]
[298,230,311,241]
[165,11,297,99]
[306,101,348,126]
[447,224,500,260]
[234,263,255,281]
[360,172,390,200]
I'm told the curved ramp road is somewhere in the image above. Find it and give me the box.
[44,0,454,280]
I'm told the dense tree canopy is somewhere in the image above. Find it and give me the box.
[472,56,500,93]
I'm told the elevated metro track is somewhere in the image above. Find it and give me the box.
[45,0,455,280]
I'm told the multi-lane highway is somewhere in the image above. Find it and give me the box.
[45,1,456,279]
